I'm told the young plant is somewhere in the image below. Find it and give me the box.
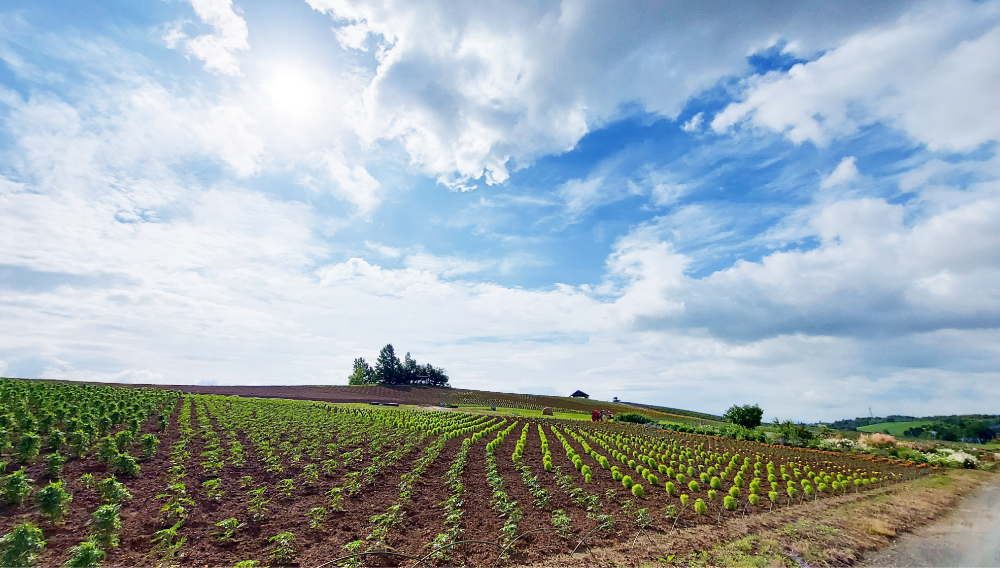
[16,433,41,463]
[694,498,708,516]
[3,470,34,506]
[44,453,66,479]
[113,453,140,478]
[114,430,133,452]
[35,481,72,523]
[68,431,91,459]
[140,434,160,460]
[150,521,186,562]
[91,504,122,548]
[97,477,132,504]
[64,539,105,567]
[96,437,118,464]
[276,478,296,499]
[0,522,46,567]
[550,509,572,538]
[215,517,246,542]
[307,506,327,529]
[268,532,297,565]
[202,478,223,501]
[247,487,269,521]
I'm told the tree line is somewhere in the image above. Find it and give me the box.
[348,344,450,387]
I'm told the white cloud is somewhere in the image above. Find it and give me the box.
[820,156,859,189]
[681,112,703,133]
[306,0,918,189]
[364,241,401,258]
[165,0,250,76]
[713,2,1000,151]
[310,147,381,212]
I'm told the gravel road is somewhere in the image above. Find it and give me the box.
[863,474,1000,567]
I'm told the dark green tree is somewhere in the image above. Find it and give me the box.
[724,404,764,429]
[374,345,403,385]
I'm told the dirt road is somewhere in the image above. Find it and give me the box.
[863,473,1000,567]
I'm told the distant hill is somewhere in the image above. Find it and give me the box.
[621,402,726,424]
[832,413,1000,443]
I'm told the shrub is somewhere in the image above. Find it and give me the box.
[708,489,717,500]
[647,474,658,486]
[585,473,592,483]
[91,504,122,548]
[0,522,46,567]
[729,486,740,499]
[749,494,761,506]
[621,475,633,489]
[114,430,133,452]
[96,438,118,464]
[68,431,90,458]
[710,476,722,490]
[4,470,34,506]
[688,480,700,492]
[631,484,645,498]
[64,539,105,567]
[114,453,140,478]
[36,481,72,523]
[665,481,677,496]
[45,429,65,452]
[680,494,689,507]
[694,498,708,515]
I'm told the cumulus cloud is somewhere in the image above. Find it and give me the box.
[306,0,917,189]
[712,2,1000,150]
[164,0,250,76]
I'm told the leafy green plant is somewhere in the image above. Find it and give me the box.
[68,431,91,459]
[0,522,46,567]
[202,478,223,501]
[694,498,708,516]
[550,509,572,538]
[16,433,41,463]
[307,506,327,529]
[114,430,133,452]
[97,477,132,504]
[78,473,96,489]
[44,452,66,479]
[63,539,105,567]
[247,487,269,521]
[36,481,72,523]
[45,429,65,452]
[276,478,296,499]
[96,437,118,464]
[215,517,246,542]
[150,521,185,562]
[90,504,122,547]
[113,453,140,478]
[268,531,296,564]
[631,484,645,498]
[140,434,160,460]
[3,469,34,506]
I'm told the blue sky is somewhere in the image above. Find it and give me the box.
[1,0,999,421]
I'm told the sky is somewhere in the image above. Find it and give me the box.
[1,0,999,421]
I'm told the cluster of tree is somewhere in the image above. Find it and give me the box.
[348,344,450,387]
[614,413,654,425]
[828,415,918,430]
[723,404,764,429]
[902,417,999,443]
[773,419,814,445]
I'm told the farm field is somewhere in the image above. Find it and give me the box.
[66,381,715,426]
[858,421,935,437]
[0,378,928,567]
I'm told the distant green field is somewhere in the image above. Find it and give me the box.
[857,420,934,436]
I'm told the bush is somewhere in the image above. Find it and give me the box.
[0,522,46,567]
[621,475,633,489]
[665,481,677,496]
[723,495,737,511]
[710,476,722,490]
[45,453,66,479]
[615,413,654,425]
[749,494,761,506]
[36,481,72,523]
[680,494,689,507]
[631,484,645,498]
[688,480,700,492]
[64,540,105,567]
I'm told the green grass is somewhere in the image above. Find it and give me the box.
[461,406,594,421]
[857,420,934,436]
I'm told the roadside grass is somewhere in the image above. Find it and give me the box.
[687,535,795,568]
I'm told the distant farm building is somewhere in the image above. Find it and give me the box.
[570,390,589,399]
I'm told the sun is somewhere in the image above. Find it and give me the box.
[260,67,320,118]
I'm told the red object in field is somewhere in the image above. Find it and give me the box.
[592,410,601,422]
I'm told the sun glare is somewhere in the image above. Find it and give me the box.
[261,67,320,118]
